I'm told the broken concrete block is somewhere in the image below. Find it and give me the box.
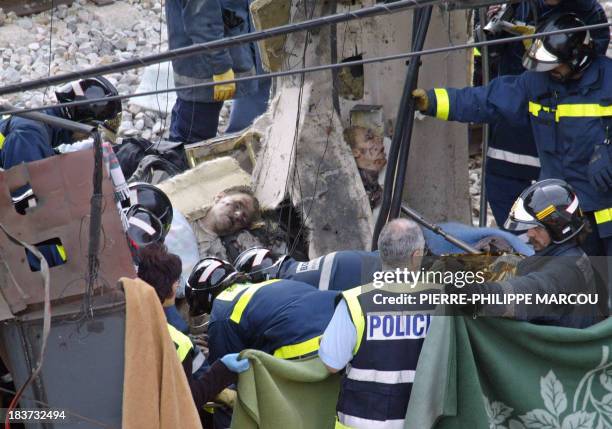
[250,0,290,72]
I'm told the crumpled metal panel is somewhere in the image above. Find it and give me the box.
[0,148,135,315]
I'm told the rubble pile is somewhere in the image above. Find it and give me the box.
[0,0,229,141]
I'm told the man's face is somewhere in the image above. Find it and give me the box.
[350,127,387,173]
[526,226,552,251]
[208,192,256,236]
[549,63,573,82]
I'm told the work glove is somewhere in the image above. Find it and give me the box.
[215,388,237,408]
[221,353,250,373]
[588,142,612,192]
[411,89,429,112]
[213,69,236,102]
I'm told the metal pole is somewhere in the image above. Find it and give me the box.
[400,205,481,254]
[477,8,490,227]
[0,0,442,96]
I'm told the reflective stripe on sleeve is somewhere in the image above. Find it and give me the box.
[273,335,322,360]
[433,88,450,120]
[55,245,67,262]
[0,133,5,150]
[229,279,280,324]
[318,252,337,291]
[594,208,612,225]
[342,287,364,355]
[487,147,540,168]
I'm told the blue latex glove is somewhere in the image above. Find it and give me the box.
[221,353,250,373]
[588,142,612,192]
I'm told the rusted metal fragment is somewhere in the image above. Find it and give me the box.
[0,149,135,314]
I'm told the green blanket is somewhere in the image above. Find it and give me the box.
[405,316,612,429]
[231,350,341,429]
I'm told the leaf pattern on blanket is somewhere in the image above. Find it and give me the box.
[482,346,612,429]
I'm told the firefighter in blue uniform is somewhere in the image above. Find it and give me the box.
[479,0,609,226]
[412,14,612,259]
[185,257,338,363]
[3,77,121,271]
[233,247,382,291]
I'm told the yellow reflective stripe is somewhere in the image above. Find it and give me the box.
[273,335,322,360]
[0,133,5,150]
[434,88,450,121]
[473,47,481,57]
[529,102,612,121]
[594,208,612,225]
[536,205,555,220]
[528,101,551,117]
[217,283,251,302]
[229,279,280,324]
[55,245,67,262]
[335,417,354,429]
[555,104,612,121]
[167,323,193,362]
[342,286,364,355]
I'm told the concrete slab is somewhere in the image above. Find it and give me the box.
[158,156,252,222]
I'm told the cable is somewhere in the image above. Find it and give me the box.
[0,0,444,96]
[2,21,609,117]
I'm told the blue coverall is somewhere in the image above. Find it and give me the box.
[0,110,75,269]
[279,250,382,291]
[165,0,260,142]
[481,0,610,226]
[207,279,338,363]
[425,55,612,258]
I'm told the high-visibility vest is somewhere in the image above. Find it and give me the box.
[335,282,440,429]
[167,323,193,362]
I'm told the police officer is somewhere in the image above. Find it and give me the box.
[318,219,440,429]
[479,1,609,226]
[412,14,612,259]
[464,179,604,325]
[185,258,338,363]
[233,247,382,291]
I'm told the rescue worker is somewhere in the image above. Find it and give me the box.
[233,247,382,291]
[319,219,440,429]
[124,183,174,239]
[4,77,120,270]
[0,76,121,171]
[458,179,603,326]
[136,243,250,429]
[412,14,612,260]
[165,0,259,143]
[185,258,338,363]
[479,0,609,226]
[136,243,206,377]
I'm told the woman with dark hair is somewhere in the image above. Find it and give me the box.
[137,243,189,333]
